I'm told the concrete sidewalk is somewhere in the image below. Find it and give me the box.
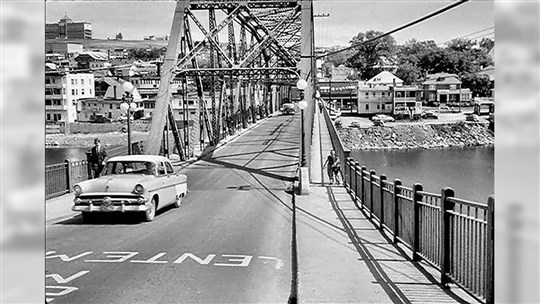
[299,108,478,303]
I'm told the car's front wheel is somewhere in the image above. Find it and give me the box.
[81,212,96,223]
[143,198,156,222]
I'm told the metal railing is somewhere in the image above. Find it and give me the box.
[321,104,350,181]
[345,157,494,304]
[45,141,145,200]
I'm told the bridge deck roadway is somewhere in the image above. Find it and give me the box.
[46,112,477,303]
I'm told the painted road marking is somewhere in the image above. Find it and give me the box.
[131,252,168,264]
[46,270,89,303]
[214,254,252,267]
[47,250,284,269]
[173,253,216,265]
[85,252,139,263]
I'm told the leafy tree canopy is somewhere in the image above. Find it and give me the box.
[345,30,397,80]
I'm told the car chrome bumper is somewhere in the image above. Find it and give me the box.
[72,197,149,213]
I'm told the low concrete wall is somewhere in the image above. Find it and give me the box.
[68,121,151,134]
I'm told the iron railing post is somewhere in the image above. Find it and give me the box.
[485,196,495,303]
[393,179,402,243]
[379,174,387,230]
[440,187,455,286]
[360,165,366,208]
[65,159,73,193]
[412,183,423,261]
[369,170,375,218]
[354,162,360,205]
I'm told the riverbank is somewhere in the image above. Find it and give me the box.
[46,131,149,147]
[338,121,493,151]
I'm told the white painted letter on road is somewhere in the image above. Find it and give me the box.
[85,252,138,263]
[45,286,78,297]
[214,255,252,267]
[173,253,215,265]
[258,256,284,270]
[46,251,93,262]
[131,253,168,264]
[46,271,89,284]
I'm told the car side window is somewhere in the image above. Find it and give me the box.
[165,162,174,174]
[157,162,166,176]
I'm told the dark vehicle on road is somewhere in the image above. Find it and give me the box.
[281,103,295,115]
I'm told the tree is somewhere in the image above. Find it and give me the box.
[116,32,123,40]
[346,30,397,80]
[396,39,439,83]
[478,37,494,53]
[461,73,492,97]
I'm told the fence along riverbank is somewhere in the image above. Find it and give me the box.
[45,141,144,200]
[321,106,494,304]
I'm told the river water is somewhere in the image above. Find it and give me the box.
[349,146,494,203]
[46,147,90,165]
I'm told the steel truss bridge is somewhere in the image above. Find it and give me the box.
[145,0,315,170]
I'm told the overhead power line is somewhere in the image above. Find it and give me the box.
[317,0,470,60]
[437,26,494,45]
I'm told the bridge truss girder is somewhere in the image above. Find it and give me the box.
[146,0,306,154]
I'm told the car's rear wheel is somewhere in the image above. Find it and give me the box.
[143,198,156,222]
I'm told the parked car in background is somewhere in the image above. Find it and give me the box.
[422,111,439,119]
[281,103,295,115]
[371,114,395,123]
[466,113,481,122]
[72,155,188,222]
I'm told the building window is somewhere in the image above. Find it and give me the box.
[429,85,435,90]
[81,79,84,85]
[81,89,85,95]
[71,79,75,85]
[373,92,376,97]
[117,104,120,109]
[108,112,112,118]
[71,89,76,95]
[376,104,380,109]
[89,89,92,95]
[94,103,97,107]
[382,104,385,110]
[46,114,51,120]
[429,93,435,100]
[110,104,113,109]
[45,78,51,84]
[365,104,369,110]
[75,89,78,95]
[450,85,456,90]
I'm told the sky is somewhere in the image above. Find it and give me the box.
[45,0,494,47]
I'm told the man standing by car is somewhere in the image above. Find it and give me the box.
[89,138,107,178]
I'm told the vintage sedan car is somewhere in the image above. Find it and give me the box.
[371,114,395,123]
[72,155,187,222]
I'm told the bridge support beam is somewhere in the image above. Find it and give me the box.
[146,0,188,155]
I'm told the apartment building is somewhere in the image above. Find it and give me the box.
[45,71,95,123]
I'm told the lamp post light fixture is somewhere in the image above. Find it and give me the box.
[121,81,137,155]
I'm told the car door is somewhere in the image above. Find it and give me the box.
[156,161,176,207]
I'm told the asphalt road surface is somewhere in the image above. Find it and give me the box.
[46,114,300,304]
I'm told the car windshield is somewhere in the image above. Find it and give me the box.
[103,161,156,176]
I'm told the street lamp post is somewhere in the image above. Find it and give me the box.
[297,79,308,168]
[121,81,137,155]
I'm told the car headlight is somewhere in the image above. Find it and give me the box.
[74,185,82,195]
[133,184,144,194]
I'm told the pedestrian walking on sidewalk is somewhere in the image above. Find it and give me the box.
[89,138,107,178]
[318,100,323,113]
[323,150,341,184]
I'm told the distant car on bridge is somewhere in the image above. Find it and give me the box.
[281,103,296,115]
[72,155,187,222]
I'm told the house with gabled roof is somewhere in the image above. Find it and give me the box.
[421,73,471,105]
[366,71,403,88]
